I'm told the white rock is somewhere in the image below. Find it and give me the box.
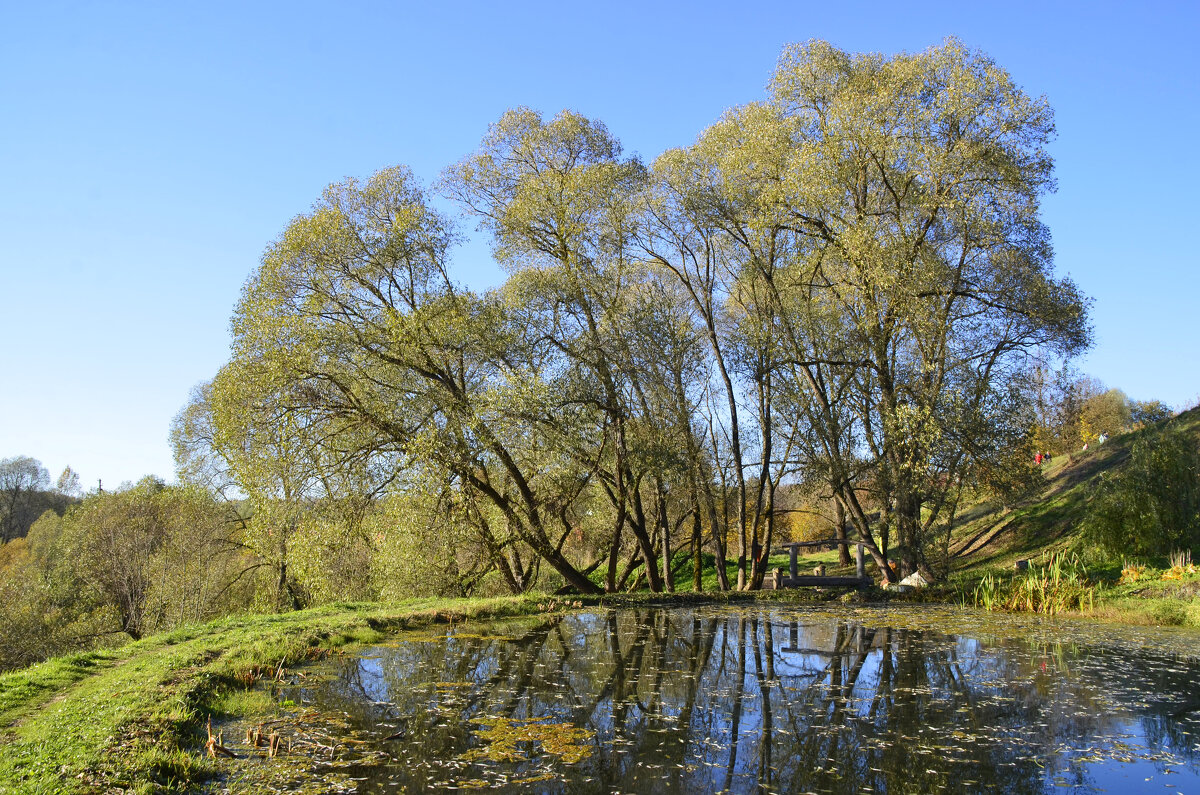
[898,572,929,589]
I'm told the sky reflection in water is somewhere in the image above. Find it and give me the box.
[278,605,1200,793]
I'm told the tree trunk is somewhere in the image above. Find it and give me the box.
[629,489,664,592]
[691,486,703,592]
[541,544,604,594]
[703,474,730,591]
[835,497,852,566]
[838,484,898,584]
[606,467,627,593]
[657,482,674,593]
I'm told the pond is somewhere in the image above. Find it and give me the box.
[208,605,1200,793]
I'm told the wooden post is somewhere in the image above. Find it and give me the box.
[789,545,798,581]
[855,542,864,579]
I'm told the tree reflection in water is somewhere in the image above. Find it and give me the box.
[283,606,1200,793]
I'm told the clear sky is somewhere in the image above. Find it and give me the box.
[2,1,1197,489]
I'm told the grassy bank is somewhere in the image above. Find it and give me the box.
[935,408,1200,628]
[0,596,559,794]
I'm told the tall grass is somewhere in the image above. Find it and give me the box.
[971,551,1095,614]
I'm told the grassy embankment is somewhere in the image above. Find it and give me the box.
[0,597,562,794]
[946,406,1200,626]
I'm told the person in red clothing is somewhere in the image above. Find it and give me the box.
[1035,452,1043,465]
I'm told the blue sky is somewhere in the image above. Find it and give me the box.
[1,1,1197,489]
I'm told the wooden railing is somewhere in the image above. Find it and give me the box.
[768,539,872,588]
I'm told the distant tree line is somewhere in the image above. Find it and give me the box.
[0,456,80,543]
[0,476,249,670]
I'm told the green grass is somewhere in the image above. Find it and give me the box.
[1084,562,1200,627]
[0,596,553,794]
[0,650,120,728]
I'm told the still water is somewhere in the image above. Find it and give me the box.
[214,605,1200,793]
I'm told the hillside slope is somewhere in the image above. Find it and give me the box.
[946,406,1200,574]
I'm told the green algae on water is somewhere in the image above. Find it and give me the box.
[462,716,593,765]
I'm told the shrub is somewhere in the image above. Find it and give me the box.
[1084,424,1200,559]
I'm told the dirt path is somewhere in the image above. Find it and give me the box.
[0,650,125,733]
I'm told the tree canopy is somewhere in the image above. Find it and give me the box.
[196,38,1091,593]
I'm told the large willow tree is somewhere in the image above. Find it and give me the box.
[750,40,1088,577]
